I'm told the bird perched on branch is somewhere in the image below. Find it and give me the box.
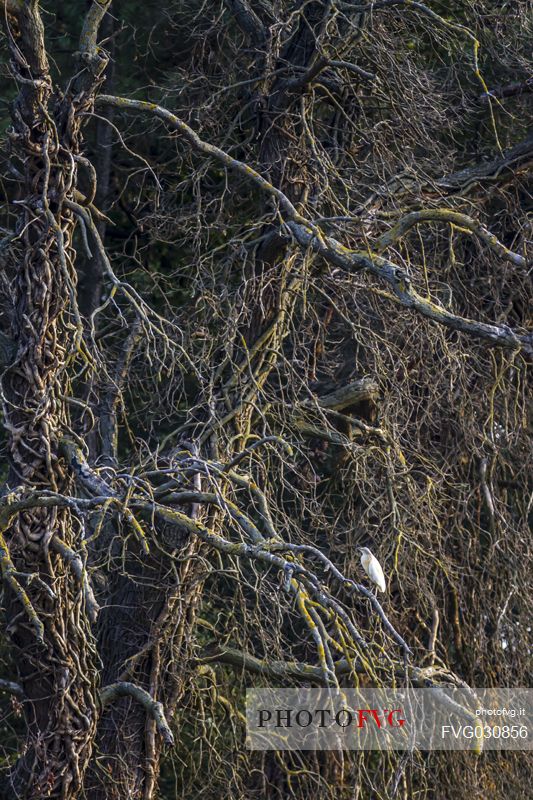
[357,546,386,592]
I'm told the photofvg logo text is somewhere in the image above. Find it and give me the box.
[257,706,406,730]
[246,688,533,751]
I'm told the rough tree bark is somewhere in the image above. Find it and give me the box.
[0,2,114,795]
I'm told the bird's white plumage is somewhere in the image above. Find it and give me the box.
[359,548,386,592]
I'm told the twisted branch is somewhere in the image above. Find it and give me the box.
[96,94,532,354]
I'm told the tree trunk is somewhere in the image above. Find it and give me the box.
[2,39,99,800]
[1,4,110,797]
[86,534,200,799]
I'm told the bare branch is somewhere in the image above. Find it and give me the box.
[375,208,527,267]
[99,317,142,464]
[313,378,379,411]
[224,0,266,45]
[97,94,532,353]
[100,682,174,746]
[434,134,533,195]
[328,60,375,81]
[287,222,532,353]
[50,537,100,623]
[96,95,308,225]
[197,645,467,687]
[79,1,114,58]
[0,528,45,642]
[479,77,533,103]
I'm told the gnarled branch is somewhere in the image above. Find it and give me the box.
[100,682,174,746]
[96,94,532,354]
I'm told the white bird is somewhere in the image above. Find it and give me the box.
[357,546,386,592]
